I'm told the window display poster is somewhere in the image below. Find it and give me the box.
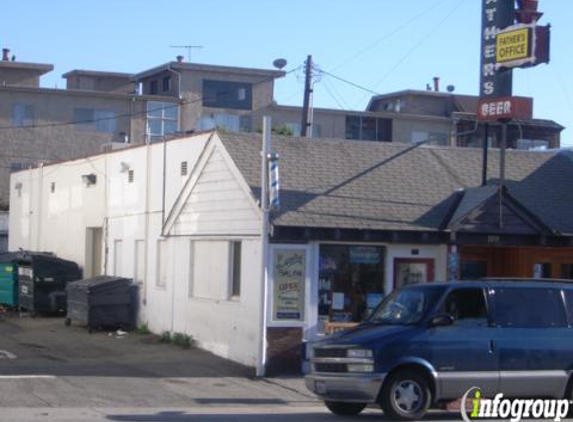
[349,246,381,264]
[332,292,345,310]
[396,262,428,287]
[272,249,306,321]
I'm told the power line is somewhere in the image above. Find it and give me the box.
[331,0,451,72]
[354,0,468,107]
[321,76,348,110]
[317,68,380,96]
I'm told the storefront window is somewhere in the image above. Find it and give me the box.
[318,245,385,333]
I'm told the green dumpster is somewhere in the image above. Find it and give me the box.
[0,263,18,307]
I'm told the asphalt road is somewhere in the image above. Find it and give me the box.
[0,313,469,422]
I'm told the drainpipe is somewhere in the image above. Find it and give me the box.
[167,63,183,131]
[36,162,43,249]
[257,116,271,377]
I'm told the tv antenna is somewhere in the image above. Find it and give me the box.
[170,45,203,62]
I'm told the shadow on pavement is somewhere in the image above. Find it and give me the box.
[106,411,461,422]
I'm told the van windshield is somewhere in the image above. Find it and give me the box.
[367,286,444,325]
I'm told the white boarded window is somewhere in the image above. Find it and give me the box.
[192,241,229,300]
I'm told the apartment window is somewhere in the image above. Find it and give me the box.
[12,104,35,127]
[198,113,251,132]
[411,131,448,146]
[150,80,158,95]
[181,161,188,176]
[10,162,30,172]
[162,76,172,92]
[128,170,134,183]
[230,241,242,298]
[285,123,302,136]
[516,139,549,150]
[202,80,252,110]
[73,108,117,133]
[146,101,178,140]
[345,116,392,141]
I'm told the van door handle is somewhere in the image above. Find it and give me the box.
[489,340,495,354]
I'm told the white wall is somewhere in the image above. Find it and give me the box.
[9,158,107,269]
[10,131,264,367]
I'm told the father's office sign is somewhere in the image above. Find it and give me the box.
[496,25,533,66]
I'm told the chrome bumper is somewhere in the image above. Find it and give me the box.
[305,373,386,403]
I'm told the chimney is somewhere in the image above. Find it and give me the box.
[2,48,10,61]
[176,55,184,63]
[433,77,440,92]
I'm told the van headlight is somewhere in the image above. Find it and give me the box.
[347,364,374,373]
[347,349,373,359]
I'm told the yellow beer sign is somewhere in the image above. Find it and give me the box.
[496,26,533,65]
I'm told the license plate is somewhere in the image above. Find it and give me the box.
[315,380,327,394]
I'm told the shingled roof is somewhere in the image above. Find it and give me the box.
[218,132,573,236]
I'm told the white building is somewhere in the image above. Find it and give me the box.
[10,130,573,374]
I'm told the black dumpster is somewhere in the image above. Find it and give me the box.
[18,252,82,314]
[66,276,137,332]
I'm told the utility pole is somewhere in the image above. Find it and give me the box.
[257,116,272,377]
[300,55,313,137]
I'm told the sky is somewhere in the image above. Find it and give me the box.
[2,0,572,145]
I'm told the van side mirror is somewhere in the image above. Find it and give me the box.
[429,314,455,327]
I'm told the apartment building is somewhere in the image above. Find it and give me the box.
[0,48,564,213]
[0,52,178,211]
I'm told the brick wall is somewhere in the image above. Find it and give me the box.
[266,327,303,375]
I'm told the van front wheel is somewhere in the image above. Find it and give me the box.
[380,370,431,421]
[325,401,366,416]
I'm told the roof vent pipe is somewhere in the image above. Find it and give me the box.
[433,77,440,92]
[176,55,184,63]
[2,48,10,61]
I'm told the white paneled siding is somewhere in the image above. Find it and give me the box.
[172,147,260,236]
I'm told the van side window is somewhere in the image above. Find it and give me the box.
[493,288,567,328]
[439,288,488,327]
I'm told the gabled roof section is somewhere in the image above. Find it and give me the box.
[163,132,261,236]
[217,131,573,236]
[443,186,554,235]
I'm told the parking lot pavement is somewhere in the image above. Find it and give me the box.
[0,313,317,413]
[0,314,466,422]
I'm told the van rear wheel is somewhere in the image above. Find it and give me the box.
[380,370,431,421]
[324,400,367,416]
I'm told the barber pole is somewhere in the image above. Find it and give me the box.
[268,153,280,209]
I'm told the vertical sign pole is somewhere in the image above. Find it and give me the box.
[499,122,507,229]
[482,123,489,186]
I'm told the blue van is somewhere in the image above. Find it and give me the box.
[305,280,573,420]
